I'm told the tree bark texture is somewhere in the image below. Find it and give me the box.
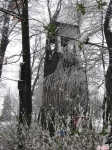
[21,0,32,127]
[0,1,10,78]
[104,0,112,125]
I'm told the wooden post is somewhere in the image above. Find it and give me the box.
[18,62,26,124]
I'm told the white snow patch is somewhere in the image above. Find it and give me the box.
[79,32,89,43]
[109,18,112,31]
[92,119,103,133]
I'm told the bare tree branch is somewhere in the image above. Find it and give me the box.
[47,0,51,21]
[0,7,20,19]
[31,56,44,96]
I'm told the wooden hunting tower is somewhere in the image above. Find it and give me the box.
[42,21,88,113]
[44,22,79,78]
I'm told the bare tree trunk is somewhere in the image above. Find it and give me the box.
[104,0,112,126]
[21,0,32,127]
[0,0,10,78]
[18,1,32,148]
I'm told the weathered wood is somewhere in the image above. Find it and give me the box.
[18,80,25,90]
[18,63,25,125]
